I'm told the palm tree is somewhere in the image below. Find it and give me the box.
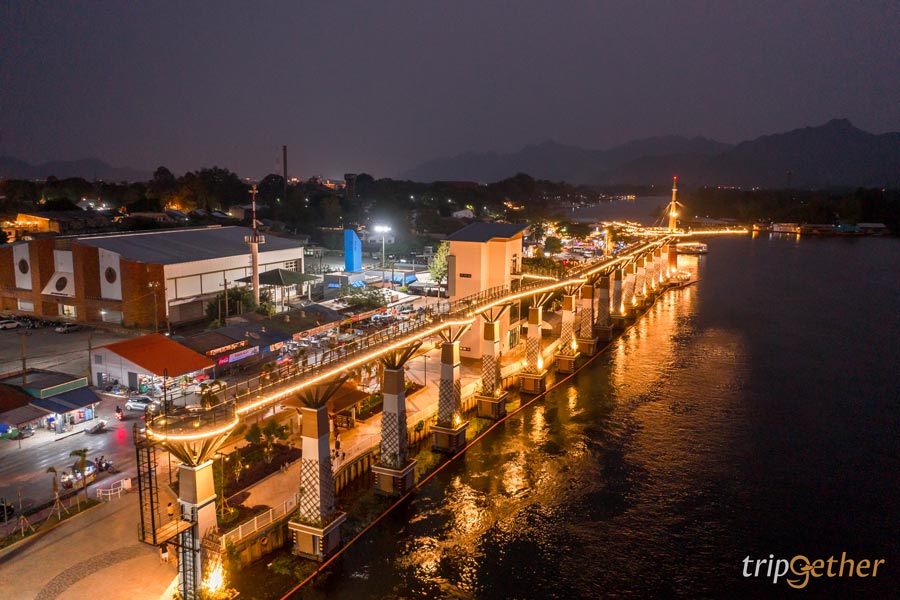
[69,448,90,505]
[46,466,68,520]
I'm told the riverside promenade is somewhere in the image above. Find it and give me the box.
[0,338,510,599]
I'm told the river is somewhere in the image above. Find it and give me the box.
[287,203,900,599]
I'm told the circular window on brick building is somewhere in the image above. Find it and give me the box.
[18,259,29,274]
[105,267,117,284]
[55,277,68,292]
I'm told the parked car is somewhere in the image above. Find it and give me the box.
[0,319,20,330]
[124,396,155,411]
[54,323,81,333]
[12,425,35,439]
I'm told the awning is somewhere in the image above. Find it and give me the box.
[0,404,50,427]
[30,386,100,415]
[236,269,318,286]
[41,272,76,297]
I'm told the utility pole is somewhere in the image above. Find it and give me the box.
[19,332,27,385]
[87,331,93,384]
[148,281,160,333]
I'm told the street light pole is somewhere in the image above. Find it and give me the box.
[374,225,391,287]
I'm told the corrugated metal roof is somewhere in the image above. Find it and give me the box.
[76,227,304,264]
[445,222,528,243]
[100,333,215,376]
[30,387,100,415]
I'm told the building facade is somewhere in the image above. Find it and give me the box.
[446,222,527,358]
[0,226,305,328]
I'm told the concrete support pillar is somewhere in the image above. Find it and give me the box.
[578,284,595,338]
[526,305,543,372]
[379,367,408,468]
[668,244,678,276]
[298,406,334,524]
[177,461,217,596]
[635,256,646,300]
[622,264,636,314]
[520,305,548,393]
[477,320,509,419]
[481,321,501,397]
[433,340,468,452]
[373,367,417,495]
[654,248,664,287]
[555,294,580,373]
[289,404,346,561]
[437,341,461,424]
[560,295,576,352]
[594,277,610,328]
[612,268,624,316]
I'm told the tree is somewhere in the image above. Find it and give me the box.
[341,284,389,310]
[428,241,450,295]
[544,236,563,254]
[69,448,90,505]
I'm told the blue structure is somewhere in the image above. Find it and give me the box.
[344,229,362,272]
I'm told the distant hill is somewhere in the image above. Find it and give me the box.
[401,119,900,188]
[0,157,151,182]
[400,136,731,184]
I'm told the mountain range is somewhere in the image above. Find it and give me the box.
[0,157,151,182]
[400,119,900,188]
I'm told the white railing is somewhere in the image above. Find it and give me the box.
[96,478,131,501]
[220,492,299,547]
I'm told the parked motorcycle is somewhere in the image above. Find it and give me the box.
[115,406,124,421]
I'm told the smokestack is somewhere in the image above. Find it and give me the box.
[283,145,288,203]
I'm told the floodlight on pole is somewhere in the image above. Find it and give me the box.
[374,225,391,284]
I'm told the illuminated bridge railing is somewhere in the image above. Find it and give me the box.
[226,284,533,412]
[147,400,237,436]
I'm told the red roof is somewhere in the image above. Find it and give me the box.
[101,333,215,376]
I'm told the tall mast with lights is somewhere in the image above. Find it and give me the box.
[668,176,679,233]
[245,185,265,305]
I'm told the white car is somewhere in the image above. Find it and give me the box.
[124,396,155,411]
[0,319,20,330]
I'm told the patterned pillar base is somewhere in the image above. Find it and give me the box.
[519,370,547,394]
[372,460,418,496]
[288,512,347,562]
[431,421,469,454]
[476,390,509,420]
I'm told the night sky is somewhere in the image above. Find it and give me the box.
[1,1,898,179]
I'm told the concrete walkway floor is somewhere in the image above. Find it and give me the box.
[0,491,176,600]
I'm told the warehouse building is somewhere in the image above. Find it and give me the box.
[0,226,305,328]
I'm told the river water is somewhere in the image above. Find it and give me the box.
[291,202,900,599]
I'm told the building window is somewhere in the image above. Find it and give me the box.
[508,326,521,349]
[59,304,77,317]
[94,354,103,364]
[284,260,297,272]
[17,299,34,312]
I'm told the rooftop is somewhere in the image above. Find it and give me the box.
[445,222,528,243]
[0,370,76,391]
[100,333,215,376]
[75,226,304,264]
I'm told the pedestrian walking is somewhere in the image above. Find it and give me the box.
[160,542,169,563]
[167,501,175,521]
[335,434,341,452]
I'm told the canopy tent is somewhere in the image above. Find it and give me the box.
[237,268,319,309]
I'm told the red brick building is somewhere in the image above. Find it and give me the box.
[0,226,305,329]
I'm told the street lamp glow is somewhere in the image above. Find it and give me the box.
[374,225,391,284]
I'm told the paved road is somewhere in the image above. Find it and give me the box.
[0,400,140,515]
[0,326,133,378]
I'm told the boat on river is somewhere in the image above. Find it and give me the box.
[675,242,708,254]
